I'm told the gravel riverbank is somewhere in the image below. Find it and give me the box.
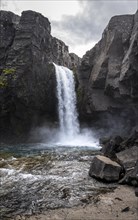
[12,185,137,220]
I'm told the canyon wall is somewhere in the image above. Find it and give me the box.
[0,10,137,140]
[78,10,138,133]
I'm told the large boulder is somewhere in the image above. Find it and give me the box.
[78,11,138,130]
[89,155,122,182]
[98,135,138,186]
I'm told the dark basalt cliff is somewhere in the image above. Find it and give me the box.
[0,10,80,139]
[78,11,138,132]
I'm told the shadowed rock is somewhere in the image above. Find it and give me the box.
[78,11,138,130]
[119,160,138,186]
[0,10,80,140]
[117,146,138,169]
[98,133,138,185]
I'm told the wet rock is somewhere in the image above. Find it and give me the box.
[121,129,138,149]
[101,140,117,159]
[116,146,138,170]
[99,137,111,146]
[89,155,122,182]
[119,160,138,186]
[114,136,124,148]
[101,135,124,160]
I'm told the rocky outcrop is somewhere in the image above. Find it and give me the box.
[117,146,138,186]
[89,155,122,182]
[0,10,80,140]
[78,11,138,130]
[93,130,138,186]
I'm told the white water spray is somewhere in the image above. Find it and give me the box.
[54,63,100,148]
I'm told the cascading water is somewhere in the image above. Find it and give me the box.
[54,63,99,148]
[54,63,80,140]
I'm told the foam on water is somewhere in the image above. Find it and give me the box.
[0,167,44,183]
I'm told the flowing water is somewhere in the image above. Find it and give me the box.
[0,64,116,219]
[53,63,98,147]
[54,63,79,139]
[0,144,116,219]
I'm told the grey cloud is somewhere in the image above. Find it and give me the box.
[1,0,7,7]
[52,0,137,46]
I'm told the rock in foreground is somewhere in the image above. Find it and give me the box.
[99,131,138,186]
[89,155,122,182]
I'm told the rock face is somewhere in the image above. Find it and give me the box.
[117,146,138,169]
[78,11,138,130]
[0,10,80,139]
[89,155,122,182]
[117,146,138,186]
[1,10,138,140]
[97,131,138,186]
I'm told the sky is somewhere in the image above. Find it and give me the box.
[0,0,137,57]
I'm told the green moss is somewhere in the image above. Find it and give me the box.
[0,68,17,88]
[3,68,16,75]
[77,87,84,100]
[0,154,54,171]
[0,152,13,160]
[0,75,8,88]
[72,67,77,79]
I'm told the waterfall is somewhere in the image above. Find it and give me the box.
[53,63,99,148]
[54,63,80,139]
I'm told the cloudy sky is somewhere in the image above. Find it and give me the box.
[1,0,137,57]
